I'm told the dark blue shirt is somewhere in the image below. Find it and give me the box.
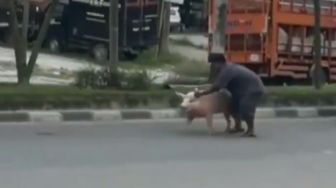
[214,63,265,97]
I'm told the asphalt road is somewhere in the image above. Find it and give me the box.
[0,118,336,188]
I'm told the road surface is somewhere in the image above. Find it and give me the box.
[0,118,336,188]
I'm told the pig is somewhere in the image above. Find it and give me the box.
[175,88,233,135]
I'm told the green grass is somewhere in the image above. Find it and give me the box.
[173,60,209,78]
[169,38,203,49]
[266,85,336,98]
[0,84,335,109]
[0,84,179,110]
[116,47,209,79]
[126,48,185,67]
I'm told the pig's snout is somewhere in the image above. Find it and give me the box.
[180,102,189,109]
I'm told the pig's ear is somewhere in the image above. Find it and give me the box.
[175,92,185,98]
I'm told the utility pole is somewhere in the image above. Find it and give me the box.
[209,0,227,82]
[312,0,322,89]
[109,0,119,67]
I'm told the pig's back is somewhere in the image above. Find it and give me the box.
[199,92,230,112]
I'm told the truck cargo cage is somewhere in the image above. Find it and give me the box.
[208,0,336,83]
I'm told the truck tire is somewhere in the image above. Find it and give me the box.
[309,65,328,86]
[47,38,61,54]
[92,44,108,62]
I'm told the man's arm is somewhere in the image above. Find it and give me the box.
[195,84,220,98]
[195,64,233,98]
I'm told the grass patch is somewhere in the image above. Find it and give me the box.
[117,47,209,78]
[0,84,180,110]
[128,48,185,67]
[173,60,209,77]
[266,85,336,98]
[0,84,335,110]
[169,38,204,49]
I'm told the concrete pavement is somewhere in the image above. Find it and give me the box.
[0,118,336,188]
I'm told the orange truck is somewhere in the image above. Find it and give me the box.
[208,0,336,83]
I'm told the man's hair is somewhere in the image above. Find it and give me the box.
[208,54,227,64]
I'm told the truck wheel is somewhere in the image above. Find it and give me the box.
[48,38,61,53]
[3,30,13,46]
[179,24,185,32]
[309,65,328,86]
[92,44,108,62]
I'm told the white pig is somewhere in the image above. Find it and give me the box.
[176,88,233,135]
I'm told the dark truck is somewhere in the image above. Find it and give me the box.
[0,0,51,45]
[44,0,159,61]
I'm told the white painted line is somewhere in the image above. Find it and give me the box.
[28,111,62,123]
[93,110,122,121]
[256,108,276,118]
[297,107,318,118]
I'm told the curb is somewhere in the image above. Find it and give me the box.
[0,107,335,123]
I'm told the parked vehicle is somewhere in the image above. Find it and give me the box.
[43,0,159,61]
[170,5,184,32]
[208,0,336,83]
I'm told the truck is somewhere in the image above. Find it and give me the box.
[42,0,159,61]
[208,0,336,84]
[0,0,48,45]
[0,0,159,61]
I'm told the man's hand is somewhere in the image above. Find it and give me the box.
[194,91,203,98]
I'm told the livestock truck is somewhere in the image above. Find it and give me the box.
[208,0,336,84]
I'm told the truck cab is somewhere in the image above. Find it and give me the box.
[44,0,159,61]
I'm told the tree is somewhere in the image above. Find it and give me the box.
[8,0,58,85]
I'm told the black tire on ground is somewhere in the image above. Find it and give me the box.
[309,65,328,86]
[3,30,13,46]
[123,51,138,60]
[92,44,108,62]
[47,38,61,54]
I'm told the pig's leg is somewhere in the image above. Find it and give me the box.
[186,109,195,125]
[205,114,215,135]
[223,112,232,133]
[187,116,194,125]
[186,112,194,125]
[225,115,244,133]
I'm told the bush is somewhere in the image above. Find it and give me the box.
[75,68,153,90]
[132,48,185,66]
[122,70,152,90]
[173,60,210,77]
[0,85,179,110]
[0,85,334,110]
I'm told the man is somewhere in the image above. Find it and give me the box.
[195,61,265,137]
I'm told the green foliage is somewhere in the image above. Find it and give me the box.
[130,48,185,66]
[0,85,177,110]
[0,84,335,110]
[173,60,210,77]
[75,68,152,91]
[122,70,152,91]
